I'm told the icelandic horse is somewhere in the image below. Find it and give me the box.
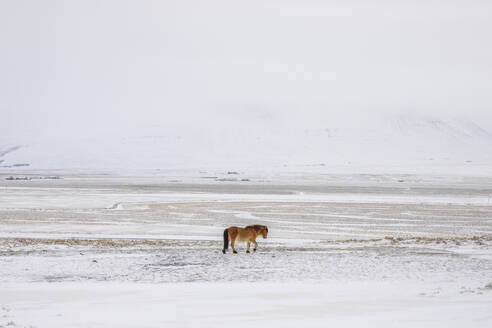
[222,225,268,254]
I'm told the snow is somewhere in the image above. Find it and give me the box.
[0,172,491,327]
[2,114,492,175]
[2,1,492,325]
[1,282,491,328]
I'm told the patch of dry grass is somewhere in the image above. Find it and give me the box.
[320,235,492,245]
[0,237,216,248]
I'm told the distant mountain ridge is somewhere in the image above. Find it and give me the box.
[1,114,491,174]
[0,145,21,158]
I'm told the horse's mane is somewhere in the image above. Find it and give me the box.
[245,225,267,232]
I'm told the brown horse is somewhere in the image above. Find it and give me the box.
[222,225,268,254]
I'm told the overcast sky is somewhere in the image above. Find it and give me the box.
[1,0,492,142]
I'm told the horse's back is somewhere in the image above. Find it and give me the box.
[237,227,256,241]
[227,226,254,241]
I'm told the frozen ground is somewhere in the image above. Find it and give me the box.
[0,171,491,327]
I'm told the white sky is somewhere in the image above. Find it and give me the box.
[1,0,492,142]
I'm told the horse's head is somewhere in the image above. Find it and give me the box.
[245,225,268,238]
[261,225,268,239]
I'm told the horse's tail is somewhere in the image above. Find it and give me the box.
[222,228,229,254]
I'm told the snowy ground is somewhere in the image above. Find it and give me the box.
[0,171,491,327]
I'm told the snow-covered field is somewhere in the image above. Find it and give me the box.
[3,0,492,326]
[1,171,491,327]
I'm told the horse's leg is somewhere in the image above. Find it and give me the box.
[246,242,251,253]
[253,240,258,252]
[231,238,238,254]
[228,228,238,254]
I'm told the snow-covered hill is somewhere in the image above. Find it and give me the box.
[2,114,492,174]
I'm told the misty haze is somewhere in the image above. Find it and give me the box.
[1,1,491,327]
